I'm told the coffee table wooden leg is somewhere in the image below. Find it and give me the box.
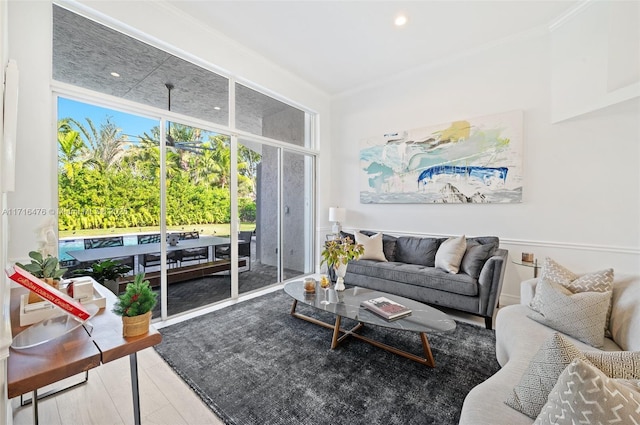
[420,332,436,368]
[331,315,342,349]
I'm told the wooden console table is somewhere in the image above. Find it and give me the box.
[7,286,162,425]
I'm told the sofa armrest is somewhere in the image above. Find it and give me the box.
[477,248,508,318]
[520,278,537,306]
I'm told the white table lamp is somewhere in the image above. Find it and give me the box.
[329,207,346,234]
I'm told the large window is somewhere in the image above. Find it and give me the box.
[53,5,317,320]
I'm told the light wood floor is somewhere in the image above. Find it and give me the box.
[10,304,487,425]
[11,347,224,425]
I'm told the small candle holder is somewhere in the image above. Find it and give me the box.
[303,278,316,294]
[521,252,534,263]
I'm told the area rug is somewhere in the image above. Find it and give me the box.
[154,290,500,425]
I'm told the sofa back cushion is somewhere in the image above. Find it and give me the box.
[395,236,442,266]
[460,237,499,278]
[609,274,640,351]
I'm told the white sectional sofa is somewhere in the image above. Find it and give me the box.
[458,274,640,425]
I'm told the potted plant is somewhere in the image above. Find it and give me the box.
[112,273,157,337]
[16,251,67,303]
[73,259,131,295]
[320,236,364,291]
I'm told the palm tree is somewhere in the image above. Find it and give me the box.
[70,116,130,171]
[57,118,86,181]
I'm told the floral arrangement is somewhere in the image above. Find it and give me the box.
[112,273,157,317]
[320,236,364,269]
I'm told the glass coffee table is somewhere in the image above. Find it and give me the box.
[284,280,456,367]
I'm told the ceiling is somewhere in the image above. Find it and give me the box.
[166,1,580,96]
[53,5,301,133]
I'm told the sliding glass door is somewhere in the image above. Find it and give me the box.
[54,6,318,321]
[164,120,231,315]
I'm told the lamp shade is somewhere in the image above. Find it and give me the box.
[329,207,346,223]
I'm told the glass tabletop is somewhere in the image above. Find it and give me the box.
[284,280,456,334]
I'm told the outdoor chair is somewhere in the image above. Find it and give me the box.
[179,231,199,240]
[83,236,134,272]
[84,236,124,249]
[214,232,252,271]
[177,246,209,266]
[137,233,177,271]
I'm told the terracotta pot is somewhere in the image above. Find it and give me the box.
[28,277,58,304]
[122,311,152,337]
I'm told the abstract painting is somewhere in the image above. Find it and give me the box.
[360,110,523,203]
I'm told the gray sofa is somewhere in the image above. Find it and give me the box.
[459,274,640,424]
[341,231,508,329]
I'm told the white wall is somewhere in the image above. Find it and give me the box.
[5,0,331,264]
[330,26,639,304]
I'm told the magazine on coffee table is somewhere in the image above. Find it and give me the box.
[361,296,412,321]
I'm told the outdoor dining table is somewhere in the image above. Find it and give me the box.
[66,235,231,265]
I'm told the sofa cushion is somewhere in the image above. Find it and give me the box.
[460,238,498,278]
[435,235,467,273]
[534,358,640,425]
[530,257,614,336]
[346,260,478,296]
[528,278,611,348]
[342,230,397,262]
[505,333,586,419]
[354,231,387,262]
[394,236,442,266]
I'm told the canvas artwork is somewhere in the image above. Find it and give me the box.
[360,110,523,204]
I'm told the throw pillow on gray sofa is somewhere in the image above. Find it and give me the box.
[341,230,397,262]
[461,239,498,279]
[394,236,443,266]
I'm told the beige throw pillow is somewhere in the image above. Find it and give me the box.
[506,332,640,419]
[534,359,640,425]
[435,235,467,274]
[530,257,614,336]
[505,333,586,419]
[528,278,611,348]
[354,231,387,262]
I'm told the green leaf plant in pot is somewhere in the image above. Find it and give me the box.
[73,259,131,295]
[16,251,67,304]
[320,236,364,291]
[112,273,157,337]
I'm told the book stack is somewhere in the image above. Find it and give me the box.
[6,265,91,321]
[361,296,412,320]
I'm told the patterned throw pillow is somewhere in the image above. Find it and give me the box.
[434,235,467,274]
[505,333,587,419]
[354,231,387,262]
[528,278,611,348]
[533,359,640,425]
[529,258,614,336]
[583,350,640,379]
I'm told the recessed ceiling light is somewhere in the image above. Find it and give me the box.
[214,106,221,111]
[394,15,407,26]
[110,72,120,77]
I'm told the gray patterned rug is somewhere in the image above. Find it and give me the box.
[154,290,500,425]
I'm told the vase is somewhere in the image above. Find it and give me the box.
[334,262,347,291]
[28,277,58,304]
[122,311,152,337]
